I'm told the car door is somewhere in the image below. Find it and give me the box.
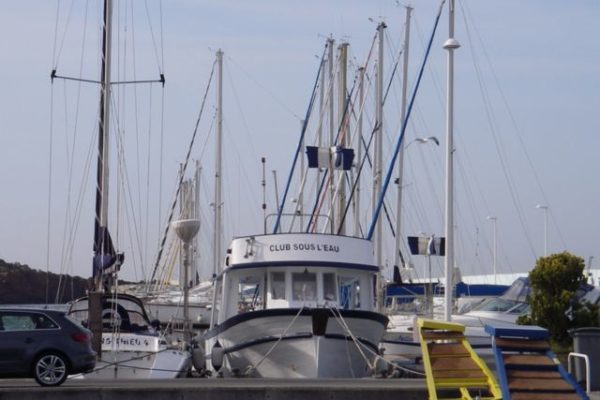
[0,311,33,375]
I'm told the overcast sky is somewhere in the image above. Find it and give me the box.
[0,0,598,285]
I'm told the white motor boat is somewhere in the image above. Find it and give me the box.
[381,278,531,370]
[201,233,389,378]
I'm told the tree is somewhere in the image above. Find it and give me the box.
[518,252,598,346]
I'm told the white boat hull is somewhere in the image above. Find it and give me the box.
[72,333,191,380]
[206,308,387,378]
[76,349,191,379]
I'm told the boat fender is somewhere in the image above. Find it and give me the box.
[312,309,329,336]
[192,342,206,371]
[211,341,224,371]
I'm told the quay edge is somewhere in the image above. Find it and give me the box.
[0,378,428,400]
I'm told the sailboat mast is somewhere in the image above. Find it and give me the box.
[374,22,385,309]
[336,42,348,235]
[443,0,460,321]
[93,0,113,289]
[213,49,223,279]
[354,67,365,237]
[327,39,335,234]
[394,7,412,273]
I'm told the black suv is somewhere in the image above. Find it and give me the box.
[0,308,96,386]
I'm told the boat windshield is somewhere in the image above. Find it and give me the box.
[472,297,529,314]
[68,296,152,332]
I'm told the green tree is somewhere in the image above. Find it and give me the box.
[518,252,598,346]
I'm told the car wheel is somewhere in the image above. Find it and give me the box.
[33,353,68,386]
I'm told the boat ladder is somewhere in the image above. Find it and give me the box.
[417,318,501,400]
[484,324,588,400]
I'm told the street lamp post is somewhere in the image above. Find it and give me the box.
[486,216,497,285]
[535,204,548,256]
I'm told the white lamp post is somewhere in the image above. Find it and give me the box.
[486,216,497,285]
[535,204,548,256]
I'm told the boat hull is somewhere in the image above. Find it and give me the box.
[205,308,388,378]
[76,349,191,379]
[72,333,191,379]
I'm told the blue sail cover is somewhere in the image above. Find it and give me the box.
[306,146,354,170]
[93,226,123,278]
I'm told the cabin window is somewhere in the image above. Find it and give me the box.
[292,272,317,301]
[339,276,360,309]
[323,273,336,301]
[271,272,286,300]
[238,275,262,313]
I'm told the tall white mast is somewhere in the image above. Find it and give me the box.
[213,50,223,279]
[327,38,335,233]
[443,0,460,321]
[336,42,348,235]
[317,45,326,213]
[354,66,365,237]
[374,22,386,310]
[394,6,412,272]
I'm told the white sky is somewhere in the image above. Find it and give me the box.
[0,1,598,285]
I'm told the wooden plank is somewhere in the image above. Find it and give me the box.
[503,354,555,367]
[495,338,550,351]
[428,343,470,357]
[508,378,574,391]
[434,379,489,389]
[507,370,562,379]
[433,369,486,379]
[431,356,479,371]
[422,331,465,341]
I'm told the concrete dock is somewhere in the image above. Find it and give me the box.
[1,378,598,399]
[0,378,429,400]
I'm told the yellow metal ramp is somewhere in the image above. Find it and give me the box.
[417,318,501,400]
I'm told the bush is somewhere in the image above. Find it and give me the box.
[520,252,599,346]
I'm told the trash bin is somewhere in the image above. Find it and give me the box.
[572,327,600,391]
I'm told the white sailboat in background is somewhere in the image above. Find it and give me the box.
[54,0,191,379]
[130,162,213,335]
[130,50,227,335]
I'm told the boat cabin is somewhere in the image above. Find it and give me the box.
[216,233,378,322]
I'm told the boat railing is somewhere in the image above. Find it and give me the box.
[264,213,332,234]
